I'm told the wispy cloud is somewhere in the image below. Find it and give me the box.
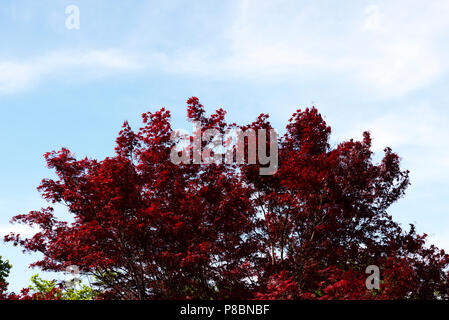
[3,1,449,98]
[339,103,449,183]
[146,0,449,97]
[0,49,142,94]
[0,223,40,238]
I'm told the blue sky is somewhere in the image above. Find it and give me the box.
[1,0,449,292]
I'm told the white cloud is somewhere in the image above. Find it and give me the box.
[338,104,449,182]
[0,223,40,238]
[0,49,142,94]
[150,0,449,97]
[3,1,449,97]
[0,62,40,94]
[355,41,442,97]
[428,234,449,253]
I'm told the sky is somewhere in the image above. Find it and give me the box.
[1,0,449,292]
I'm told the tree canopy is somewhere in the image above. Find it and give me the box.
[3,97,449,299]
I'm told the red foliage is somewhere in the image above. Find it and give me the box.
[0,286,62,300]
[4,98,449,299]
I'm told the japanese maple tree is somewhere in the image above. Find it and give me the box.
[243,107,449,299]
[4,97,449,299]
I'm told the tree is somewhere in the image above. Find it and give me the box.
[23,274,95,300]
[2,274,95,300]
[241,107,449,299]
[4,97,449,299]
[0,256,12,298]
